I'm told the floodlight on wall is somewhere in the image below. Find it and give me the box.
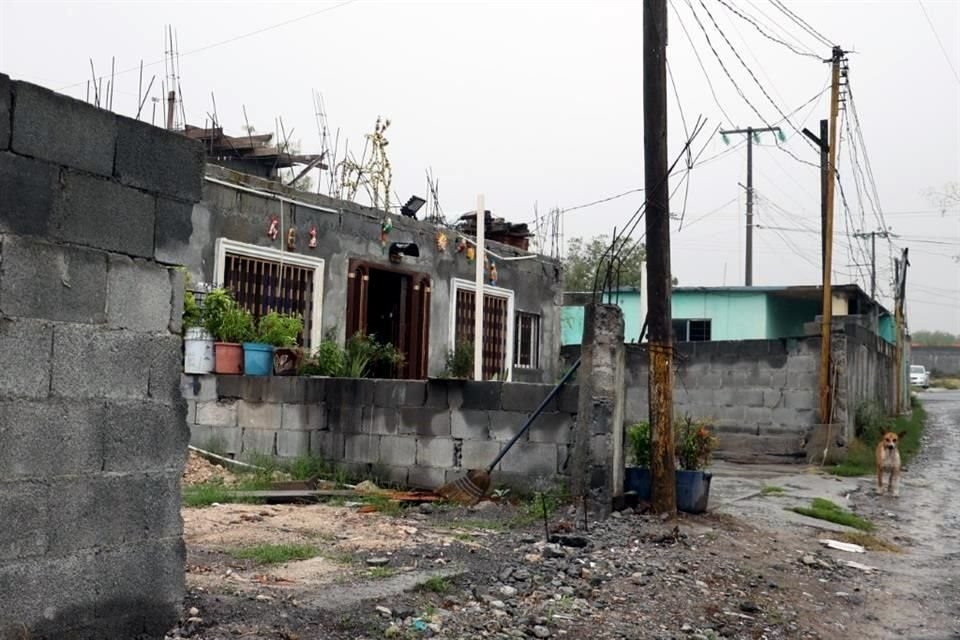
[400,195,427,218]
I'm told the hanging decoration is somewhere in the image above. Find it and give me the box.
[435,230,448,253]
[489,260,498,286]
[456,237,467,254]
[286,227,296,251]
[465,245,475,262]
[267,216,280,241]
[380,217,393,254]
[308,226,318,249]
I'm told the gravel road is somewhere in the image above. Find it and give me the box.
[854,391,960,639]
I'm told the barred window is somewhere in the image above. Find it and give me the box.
[214,239,324,348]
[452,279,514,381]
[514,312,540,368]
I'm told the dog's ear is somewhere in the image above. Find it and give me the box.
[897,430,907,440]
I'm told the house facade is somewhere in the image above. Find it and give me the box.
[158,164,562,382]
[562,284,896,346]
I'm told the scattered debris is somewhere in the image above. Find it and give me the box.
[844,560,880,573]
[819,539,866,553]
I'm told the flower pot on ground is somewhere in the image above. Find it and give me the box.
[674,417,719,514]
[624,421,652,499]
[202,289,255,375]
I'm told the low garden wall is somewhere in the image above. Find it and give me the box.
[182,375,581,490]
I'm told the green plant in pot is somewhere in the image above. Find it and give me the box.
[182,279,215,374]
[624,420,652,499]
[673,416,718,514]
[203,288,253,375]
[256,312,304,375]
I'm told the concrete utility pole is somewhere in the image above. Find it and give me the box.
[817,46,846,426]
[643,0,676,517]
[719,126,782,286]
[474,195,485,381]
[852,229,894,329]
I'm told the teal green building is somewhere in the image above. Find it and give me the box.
[562,285,895,345]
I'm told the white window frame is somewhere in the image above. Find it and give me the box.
[213,238,325,348]
[514,311,541,369]
[450,277,515,382]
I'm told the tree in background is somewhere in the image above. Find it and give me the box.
[562,236,646,292]
[562,235,678,292]
[911,330,959,347]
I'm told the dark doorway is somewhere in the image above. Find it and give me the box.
[345,260,431,379]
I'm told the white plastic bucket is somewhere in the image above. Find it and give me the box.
[184,327,215,374]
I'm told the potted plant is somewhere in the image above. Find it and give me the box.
[203,288,254,375]
[252,311,304,376]
[182,284,215,374]
[674,416,718,514]
[624,421,652,500]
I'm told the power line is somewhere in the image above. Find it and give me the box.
[715,0,822,59]
[769,0,833,48]
[670,0,736,126]
[917,0,960,84]
[744,0,821,56]
[57,0,359,93]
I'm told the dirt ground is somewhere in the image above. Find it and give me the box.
[169,393,960,640]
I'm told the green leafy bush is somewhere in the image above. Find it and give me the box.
[218,306,255,343]
[182,289,202,330]
[257,312,304,347]
[298,333,404,378]
[627,421,651,467]
[443,340,474,378]
[675,416,718,471]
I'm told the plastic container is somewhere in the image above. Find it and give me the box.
[184,327,215,374]
[676,470,712,514]
[214,342,244,375]
[243,342,274,376]
[623,466,652,500]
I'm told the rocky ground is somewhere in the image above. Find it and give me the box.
[168,391,960,640]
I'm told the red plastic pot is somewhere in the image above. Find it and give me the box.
[214,342,244,375]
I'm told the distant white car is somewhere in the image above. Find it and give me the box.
[910,365,930,389]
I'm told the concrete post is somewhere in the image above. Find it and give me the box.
[568,303,626,519]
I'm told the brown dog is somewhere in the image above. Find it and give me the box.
[876,431,906,496]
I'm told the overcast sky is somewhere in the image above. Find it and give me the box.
[2,0,957,332]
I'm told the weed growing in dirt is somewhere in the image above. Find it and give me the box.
[420,576,450,594]
[288,454,331,481]
[790,498,874,531]
[760,485,786,496]
[183,482,232,507]
[838,531,902,552]
[367,566,398,579]
[830,397,926,477]
[230,543,319,564]
[931,377,960,390]
[361,495,402,516]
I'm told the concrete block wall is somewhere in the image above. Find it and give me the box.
[910,345,960,377]
[183,376,580,490]
[0,74,201,638]
[563,336,822,464]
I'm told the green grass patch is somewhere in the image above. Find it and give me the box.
[229,543,319,564]
[288,454,332,481]
[760,485,786,496]
[790,498,874,531]
[182,475,274,507]
[420,576,450,594]
[828,398,926,477]
[366,566,398,579]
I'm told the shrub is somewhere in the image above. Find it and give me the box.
[298,333,404,378]
[201,288,234,337]
[257,311,304,347]
[217,306,255,344]
[674,416,718,471]
[443,340,474,378]
[627,421,651,467]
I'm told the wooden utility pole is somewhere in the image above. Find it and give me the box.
[817,46,845,426]
[893,248,910,413]
[718,126,782,285]
[643,0,675,516]
[802,119,829,275]
[474,195,485,381]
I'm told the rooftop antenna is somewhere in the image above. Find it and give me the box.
[88,59,100,107]
[426,167,444,224]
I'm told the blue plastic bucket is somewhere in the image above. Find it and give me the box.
[676,470,712,514]
[624,467,652,500]
[243,342,274,376]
